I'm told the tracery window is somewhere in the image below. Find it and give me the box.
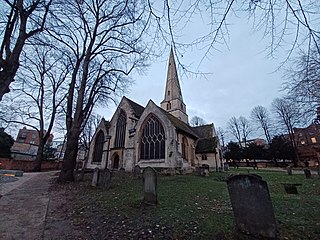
[115,111,126,148]
[140,116,165,160]
[93,130,104,163]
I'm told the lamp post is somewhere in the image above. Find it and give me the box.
[105,135,111,169]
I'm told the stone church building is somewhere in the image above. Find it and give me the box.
[87,49,223,172]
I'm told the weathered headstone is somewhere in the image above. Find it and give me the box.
[98,169,112,190]
[133,165,141,178]
[91,167,100,187]
[143,167,158,205]
[304,168,312,179]
[196,166,208,176]
[227,174,277,239]
[287,166,292,175]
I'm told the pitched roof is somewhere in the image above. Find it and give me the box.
[192,124,213,138]
[195,137,218,153]
[124,96,145,118]
[158,107,198,139]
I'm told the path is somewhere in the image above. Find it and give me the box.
[0,171,58,240]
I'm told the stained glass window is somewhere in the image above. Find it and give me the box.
[115,111,126,148]
[140,116,165,160]
[93,130,104,163]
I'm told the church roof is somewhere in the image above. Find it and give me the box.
[158,107,199,139]
[124,96,145,118]
[195,137,218,153]
[192,124,214,138]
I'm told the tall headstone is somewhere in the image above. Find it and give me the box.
[91,167,100,187]
[304,168,312,179]
[227,174,277,239]
[143,167,158,205]
[98,169,112,190]
[286,166,292,175]
[133,165,141,179]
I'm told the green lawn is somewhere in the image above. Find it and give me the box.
[72,169,320,239]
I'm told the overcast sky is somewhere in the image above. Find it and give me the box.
[98,17,287,141]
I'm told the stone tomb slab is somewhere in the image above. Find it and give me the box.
[227,174,277,239]
[98,169,112,190]
[133,165,141,179]
[143,167,158,205]
[304,168,312,179]
[91,167,99,187]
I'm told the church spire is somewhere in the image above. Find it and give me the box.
[160,47,188,124]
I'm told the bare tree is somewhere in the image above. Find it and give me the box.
[228,116,252,148]
[216,127,226,147]
[251,105,272,144]
[227,116,242,147]
[0,44,67,171]
[0,0,53,101]
[190,116,206,127]
[46,0,155,182]
[238,116,252,147]
[271,97,301,165]
[284,45,320,115]
[79,113,101,153]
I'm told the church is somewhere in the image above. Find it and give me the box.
[87,49,223,172]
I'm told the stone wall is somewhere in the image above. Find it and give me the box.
[0,158,62,172]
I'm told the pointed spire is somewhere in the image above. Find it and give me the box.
[163,47,183,102]
[160,47,188,124]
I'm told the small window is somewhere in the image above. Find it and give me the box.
[202,154,207,160]
[168,90,170,96]
[311,137,317,143]
[167,102,171,110]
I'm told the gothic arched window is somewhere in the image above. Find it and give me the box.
[93,130,104,163]
[182,136,188,160]
[140,116,165,160]
[115,111,126,148]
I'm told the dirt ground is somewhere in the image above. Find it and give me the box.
[44,174,221,240]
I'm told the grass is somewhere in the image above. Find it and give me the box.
[72,168,320,239]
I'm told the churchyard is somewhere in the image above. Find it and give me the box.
[60,168,320,239]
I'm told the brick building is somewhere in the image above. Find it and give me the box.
[11,127,53,160]
[294,123,320,166]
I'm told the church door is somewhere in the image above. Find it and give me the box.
[113,154,120,169]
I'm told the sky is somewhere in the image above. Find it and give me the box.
[97,17,286,141]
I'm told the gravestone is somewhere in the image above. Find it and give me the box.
[133,165,141,179]
[98,169,112,190]
[196,166,208,177]
[91,167,100,187]
[227,174,277,239]
[282,183,302,194]
[143,167,158,205]
[304,168,312,178]
[286,166,292,175]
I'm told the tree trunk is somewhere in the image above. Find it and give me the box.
[33,143,45,172]
[58,128,80,182]
[0,70,16,101]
